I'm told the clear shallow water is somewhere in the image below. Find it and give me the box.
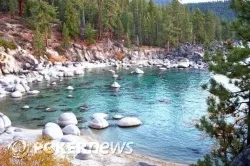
[0,68,212,164]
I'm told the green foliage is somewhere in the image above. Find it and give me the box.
[33,28,45,57]
[0,38,17,50]
[8,0,18,17]
[62,23,70,49]
[195,0,250,165]
[85,23,96,44]
[62,0,80,38]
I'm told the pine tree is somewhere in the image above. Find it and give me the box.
[31,1,57,47]
[62,23,70,49]
[33,28,45,57]
[8,0,18,17]
[63,0,80,38]
[192,9,205,44]
[85,23,96,44]
[195,0,250,165]
[204,10,216,42]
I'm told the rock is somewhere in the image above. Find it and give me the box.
[10,91,22,98]
[62,124,80,136]
[113,74,118,78]
[113,115,124,120]
[92,113,109,120]
[0,113,12,134]
[159,67,167,70]
[27,90,40,95]
[22,105,30,109]
[117,117,142,127]
[74,70,84,75]
[75,151,92,160]
[109,70,116,74]
[5,127,14,134]
[67,95,74,98]
[51,82,57,85]
[178,58,190,68]
[57,112,78,127]
[15,84,26,93]
[45,108,56,112]
[135,68,144,74]
[89,118,109,129]
[231,146,250,166]
[66,86,74,90]
[42,122,63,140]
[60,135,80,142]
[111,82,121,88]
[64,71,74,77]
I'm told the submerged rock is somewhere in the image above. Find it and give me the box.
[111,82,121,88]
[27,90,40,95]
[135,68,144,74]
[57,112,78,127]
[92,113,109,120]
[118,117,142,127]
[89,118,109,129]
[0,113,12,134]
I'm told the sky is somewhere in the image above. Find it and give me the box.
[179,0,224,4]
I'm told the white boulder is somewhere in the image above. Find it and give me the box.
[111,82,121,88]
[22,105,30,109]
[135,68,144,74]
[42,122,63,140]
[117,117,142,127]
[15,84,26,93]
[27,90,40,95]
[11,91,22,98]
[62,124,80,136]
[66,86,74,90]
[0,113,11,134]
[178,58,190,68]
[113,115,124,120]
[74,70,84,75]
[113,74,118,78]
[89,118,109,129]
[92,113,109,120]
[60,135,81,142]
[64,71,74,77]
[75,151,92,160]
[57,112,78,127]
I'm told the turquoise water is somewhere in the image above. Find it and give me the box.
[0,68,212,164]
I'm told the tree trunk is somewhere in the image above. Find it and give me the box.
[45,32,48,48]
[97,0,103,40]
[18,0,24,17]
[247,91,250,145]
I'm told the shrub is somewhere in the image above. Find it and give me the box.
[0,37,17,50]
[84,23,96,44]
[0,137,72,166]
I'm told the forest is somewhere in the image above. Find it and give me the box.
[0,0,233,52]
[188,0,235,20]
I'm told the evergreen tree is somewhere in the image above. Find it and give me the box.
[195,0,250,165]
[31,1,57,47]
[85,23,96,44]
[62,23,70,49]
[63,0,80,38]
[8,0,18,17]
[33,28,45,57]
[192,9,205,44]
[204,10,216,42]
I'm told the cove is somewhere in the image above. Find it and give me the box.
[0,67,212,164]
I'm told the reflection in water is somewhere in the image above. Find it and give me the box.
[0,68,211,164]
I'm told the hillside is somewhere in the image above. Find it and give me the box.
[187,0,235,20]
